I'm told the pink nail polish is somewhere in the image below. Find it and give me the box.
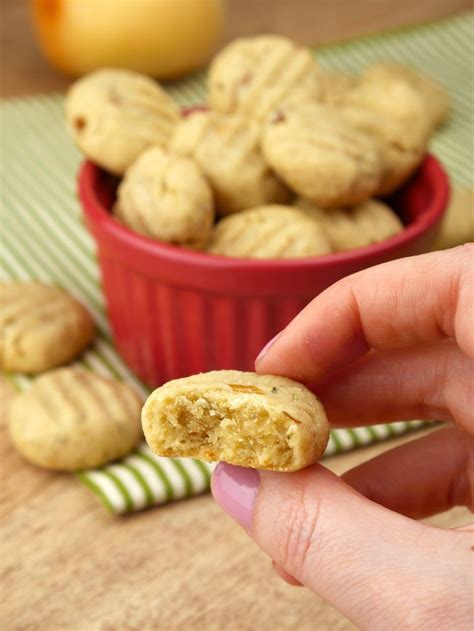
[256,331,282,363]
[211,463,260,530]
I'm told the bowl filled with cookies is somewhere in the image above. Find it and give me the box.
[72,35,450,388]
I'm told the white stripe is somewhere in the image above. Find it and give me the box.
[124,455,168,503]
[332,429,355,450]
[176,458,208,493]
[140,446,187,498]
[351,427,373,446]
[85,470,126,513]
[106,464,147,510]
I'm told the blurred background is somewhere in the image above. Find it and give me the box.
[0,0,470,97]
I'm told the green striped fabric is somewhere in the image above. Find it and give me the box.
[2,15,471,514]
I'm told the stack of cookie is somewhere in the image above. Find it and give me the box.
[2,282,144,470]
[65,35,449,259]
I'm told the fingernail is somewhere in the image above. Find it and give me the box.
[256,331,282,363]
[211,463,260,530]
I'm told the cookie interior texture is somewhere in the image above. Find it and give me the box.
[142,371,329,471]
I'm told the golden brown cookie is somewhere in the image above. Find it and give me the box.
[208,205,332,258]
[208,35,323,121]
[262,102,383,208]
[114,147,214,246]
[8,368,143,470]
[0,282,95,374]
[295,197,403,251]
[319,69,356,105]
[65,68,180,175]
[142,370,329,472]
[169,110,290,215]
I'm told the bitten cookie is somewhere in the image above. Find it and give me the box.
[0,282,95,374]
[169,110,290,215]
[142,370,329,472]
[114,147,214,246]
[8,368,143,470]
[262,102,383,208]
[65,68,180,175]
[208,205,332,258]
[296,197,403,251]
[362,61,449,131]
[208,35,323,121]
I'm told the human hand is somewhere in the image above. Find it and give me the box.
[211,246,474,630]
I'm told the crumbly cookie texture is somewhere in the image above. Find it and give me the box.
[295,198,403,251]
[262,102,383,208]
[8,368,143,470]
[362,61,449,131]
[208,35,323,121]
[208,205,332,258]
[341,74,432,195]
[65,68,180,175]
[142,370,329,471]
[169,110,290,215]
[0,282,95,374]
[114,147,214,246]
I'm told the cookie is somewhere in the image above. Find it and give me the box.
[142,370,329,472]
[208,205,332,258]
[295,197,403,251]
[319,69,356,105]
[114,147,214,246]
[7,368,143,470]
[362,61,449,130]
[262,102,383,208]
[0,282,95,374]
[341,75,432,195]
[66,68,180,175]
[169,110,290,215]
[208,35,323,121]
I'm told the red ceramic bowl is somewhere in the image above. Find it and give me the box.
[79,154,449,387]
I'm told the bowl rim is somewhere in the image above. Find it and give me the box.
[78,153,450,272]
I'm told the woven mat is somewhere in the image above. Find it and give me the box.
[1,15,472,513]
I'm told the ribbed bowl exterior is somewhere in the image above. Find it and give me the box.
[79,155,449,387]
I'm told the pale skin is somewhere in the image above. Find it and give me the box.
[212,245,474,630]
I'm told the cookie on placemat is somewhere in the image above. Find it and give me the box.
[169,110,290,215]
[142,370,329,472]
[66,69,180,175]
[114,147,214,247]
[208,205,332,258]
[296,198,403,251]
[8,368,143,470]
[208,35,323,121]
[0,282,95,374]
[262,102,383,208]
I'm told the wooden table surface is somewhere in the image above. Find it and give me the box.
[1,2,471,630]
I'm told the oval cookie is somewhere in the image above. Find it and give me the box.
[8,368,143,470]
[0,282,95,374]
[142,370,330,472]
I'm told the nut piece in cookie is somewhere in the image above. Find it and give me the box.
[169,110,290,215]
[208,205,332,258]
[208,35,323,121]
[295,197,403,251]
[0,282,95,374]
[262,102,383,208]
[114,147,214,247]
[65,68,180,175]
[8,368,143,470]
[142,370,329,472]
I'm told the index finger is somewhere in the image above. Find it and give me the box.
[256,245,474,382]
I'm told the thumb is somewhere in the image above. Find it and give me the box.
[211,463,471,630]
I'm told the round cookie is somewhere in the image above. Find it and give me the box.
[0,282,95,374]
[169,110,290,215]
[114,147,214,246]
[8,368,143,470]
[262,102,383,208]
[142,370,330,472]
[362,61,449,131]
[295,197,403,251]
[65,68,180,175]
[319,69,356,105]
[208,35,323,121]
[208,205,332,259]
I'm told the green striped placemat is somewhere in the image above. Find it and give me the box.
[2,15,471,514]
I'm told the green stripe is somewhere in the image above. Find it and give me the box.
[125,463,155,506]
[76,472,116,514]
[101,469,134,512]
[328,430,343,454]
[193,459,212,487]
[171,459,194,496]
[136,452,174,501]
[346,428,362,448]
